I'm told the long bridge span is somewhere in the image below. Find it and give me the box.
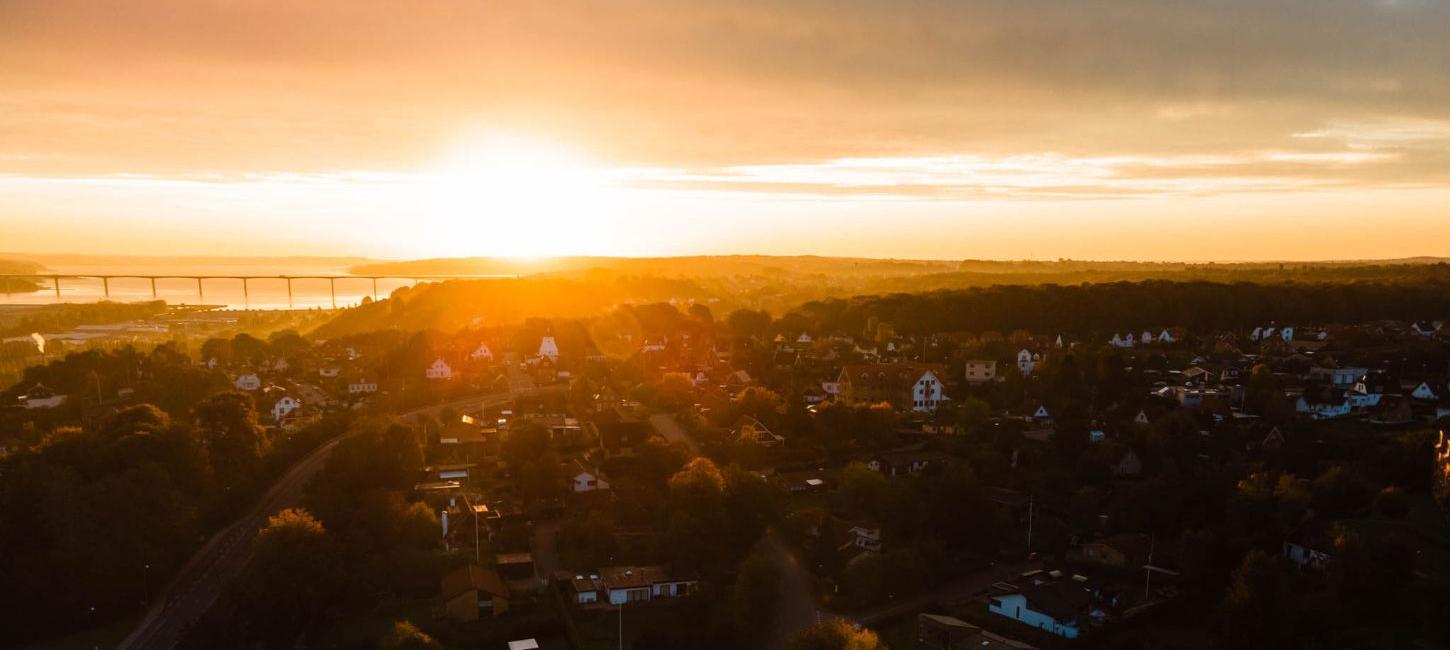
[0,273,516,308]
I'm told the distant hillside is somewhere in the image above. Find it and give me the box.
[779,279,1450,337]
[349,255,960,278]
[0,258,45,293]
[314,257,1450,337]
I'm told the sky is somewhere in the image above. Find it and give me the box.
[2,0,1448,261]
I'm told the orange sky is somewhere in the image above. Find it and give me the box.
[2,0,1448,260]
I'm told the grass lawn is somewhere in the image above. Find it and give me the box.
[21,615,138,650]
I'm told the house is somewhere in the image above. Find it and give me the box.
[964,359,998,384]
[733,415,784,447]
[837,363,948,412]
[20,384,67,410]
[269,394,301,422]
[1309,366,1367,387]
[868,449,953,477]
[571,463,610,493]
[597,414,654,458]
[348,379,378,394]
[988,578,1098,639]
[233,374,261,391]
[1157,329,1177,344]
[1112,449,1143,477]
[426,358,453,380]
[1017,349,1040,375]
[1283,521,1333,570]
[569,574,606,605]
[598,565,698,605]
[1133,410,1151,425]
[538,336,560,361]
[470,343,495,361]
[1412,321,1441,337]
[917,613,1037,650]
[1411,381,1440,401]
[440,564,511,621]
[1296,387,1352,419]
[318,367,340,378]
[1109,333,1134,349]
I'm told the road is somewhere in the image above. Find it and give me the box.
[116,387,560,650]
[762,529,833,650]
[648,413,701,456]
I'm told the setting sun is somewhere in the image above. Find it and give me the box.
[421,135,621,258]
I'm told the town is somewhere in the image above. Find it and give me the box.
[4,285,1449,649]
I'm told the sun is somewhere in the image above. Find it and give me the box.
[422,133,618,258]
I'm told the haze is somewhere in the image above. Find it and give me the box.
[3,0,1449,260]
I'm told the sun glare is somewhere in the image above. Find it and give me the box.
[423,134,617,257]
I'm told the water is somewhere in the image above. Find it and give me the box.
[0,262,427,310]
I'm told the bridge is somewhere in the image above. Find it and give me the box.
[0,273,517,308]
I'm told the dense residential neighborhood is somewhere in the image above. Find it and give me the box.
[5,278,1450,650]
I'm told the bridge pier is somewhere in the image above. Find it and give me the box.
[196,277,203,301]
[286,277,293,308]
[53,275,61,298]
[150,277,157,298]
[372,277,378,301]
[102,277,110,298]
[329,277,337,309]
[241,278,249,307]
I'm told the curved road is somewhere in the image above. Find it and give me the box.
[117,386,561,650]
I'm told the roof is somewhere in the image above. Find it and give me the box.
[508,640,540,650]
[1020,581,1093,621]
[839,363,948,392]
[917,614,1038,649]
[441,564,510,601]
[496,552,534,566]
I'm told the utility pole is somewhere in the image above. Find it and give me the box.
[1144,534,1156,601]
[1026,494,1034,554]
[617,601,623,650]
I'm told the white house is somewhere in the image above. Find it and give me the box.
[1411,381,1439,401]
[571,464,610,493]
[1017,349,1038,375]
[847,524,883,552]
[911,369,945,412]
[426,358,453,380]
[233,374,261,391]
[470,343,494,362]
[1296,389,1352,419]
[348,379,379,394]
[1157,329,1176,344]
[640,339,667,353]
[538,336,560,361]
[988,581,1094,640]
[1310,366,1365,387]
[271,395,301,422]
[1109,333,1134,348]
[1140,331,1153,345]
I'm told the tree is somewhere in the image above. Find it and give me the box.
[194,392,268,489]
[789,620,882,650]
[379,621,441,650]
[233,509,340,645]
[729,552,781,647]
[726,309,772,341]
[1217,550,1291,646]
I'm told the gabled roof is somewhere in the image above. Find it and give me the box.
[441,564,510,601]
